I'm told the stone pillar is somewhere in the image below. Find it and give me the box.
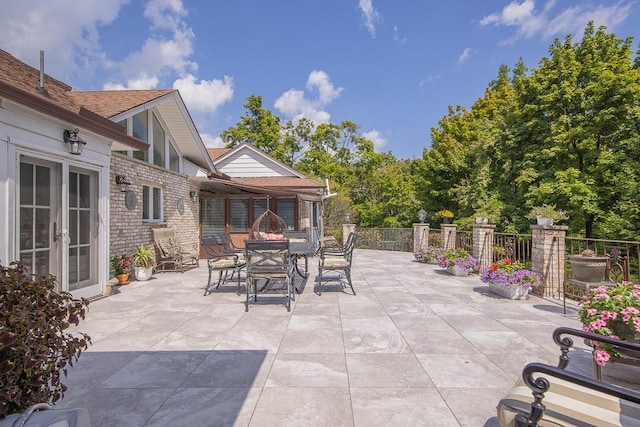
[441,224,457,250]
[413,223,430,252]
[342,223,356,245]
[473,224,495,273]
[531,225,567,298]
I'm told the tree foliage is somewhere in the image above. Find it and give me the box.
[219,23,640,239]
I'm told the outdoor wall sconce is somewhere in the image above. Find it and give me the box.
[63,128,86,155]
[418,208,426,223]
[189,190,198,202]
[115,174,131,192]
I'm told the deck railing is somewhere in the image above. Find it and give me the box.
[352,225,640,281]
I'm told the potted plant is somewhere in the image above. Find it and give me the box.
[480,258,541,299]
[568,249,608,283]
[438,248,479,276]
[578,282,640,366]
[0,262,91,418]
[111,254,132,285]
[414,246,443,265]
[439,209,454,224]
[526,204,569,226]
[132,245,155,281]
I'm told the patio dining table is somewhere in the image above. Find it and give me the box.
[289,240,315,279]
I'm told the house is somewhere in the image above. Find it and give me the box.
[1,48,326,299]
[203,143,326,248]
[69,89,216,269]
[0,49,149,298]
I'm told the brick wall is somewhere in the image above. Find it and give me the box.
[109,154,200,265]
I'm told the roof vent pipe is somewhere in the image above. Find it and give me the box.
[39,50,45,91]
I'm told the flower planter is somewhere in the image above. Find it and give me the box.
[426,259,440,265]
[488,282,530,300]
[568,255,608,282]
[134,267,154,281]
[446,265,470,277]
[115,273,129,285]
[536,216,554,226]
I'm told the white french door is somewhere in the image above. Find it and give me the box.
[18,158,61,279]
[18,156,100,297]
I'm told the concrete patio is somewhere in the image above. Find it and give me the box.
[58,249,621,426]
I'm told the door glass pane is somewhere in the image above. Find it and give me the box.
[78,246,90,281]
[35,208,50,248]
[34,251,49,276]
[20,207,33,250]
[79,174,90,208]
[69,247,78,284]
[20,163,33,205]
[36,165,50,206]
[19,252,32,273]
[69,210,78,245]
[69,172,78,208]
[79,211,90,244]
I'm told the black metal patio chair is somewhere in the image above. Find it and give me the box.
[244,239,294,312]
[201,235,246,296]
[317,232,358,296]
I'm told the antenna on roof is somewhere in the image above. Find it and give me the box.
[322,178,337,200]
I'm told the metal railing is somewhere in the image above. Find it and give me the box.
[355,228,413,252]
[494,233,533,265]
[566,237,640,281]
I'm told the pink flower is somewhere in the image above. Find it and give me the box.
[600,311,617,321]
[587,309,598,317]
[622,307,640,315]
[613,295,623,300]
[593,293,610,300]
[589,319,607,331]
[593,350,611,367]
[634,317,640,333]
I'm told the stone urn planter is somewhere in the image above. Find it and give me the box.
[568,254,608,282]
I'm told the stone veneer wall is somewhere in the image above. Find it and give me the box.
[531,225,567,298]
[413,223,430,252]
[441,224,457,250]
[472,224,495,273]
[109,153,200,265]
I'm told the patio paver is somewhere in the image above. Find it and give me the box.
[59,249,596,426]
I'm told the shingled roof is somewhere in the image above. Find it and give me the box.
[0,49,147,151]
[70,90,175,118]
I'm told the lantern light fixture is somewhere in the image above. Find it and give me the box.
[115,174,131,193]
[63,128,86,155]
[189,191,198,202]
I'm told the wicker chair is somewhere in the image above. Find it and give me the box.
[250,210,288,240]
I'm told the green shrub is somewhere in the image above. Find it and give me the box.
[0,262,91,418]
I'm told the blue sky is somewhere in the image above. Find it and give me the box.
[2,1,639,159]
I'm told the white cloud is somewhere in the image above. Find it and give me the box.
[200,133,225,148]
[393,25,407,45]
[419,74,441,87]
[458,48,473,64]
[275,70,343,124]
[479,0,632,43]
[0,0,127,81]
[359,0,381,37]
[173,74,234,114]
[362,129,387,151]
